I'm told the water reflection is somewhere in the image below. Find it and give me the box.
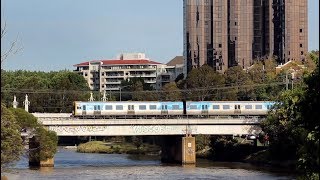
[4,147,296,180]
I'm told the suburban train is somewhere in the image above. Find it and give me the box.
[72,101,276,118]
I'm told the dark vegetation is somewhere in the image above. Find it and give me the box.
[1,51,318,178]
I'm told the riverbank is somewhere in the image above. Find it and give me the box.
[195,143,297,173]
[76,141,161,155]
[244,149,297,170]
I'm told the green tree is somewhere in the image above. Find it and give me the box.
[296,61,319,179]
[195,135,211,151]
[261,59,319,178]
[161,82,182,101]
[131,136,143,150]
[1,103,24,170]
[132,81,144,101]
[120,77,155,101]
[1,70,89,113]
[9,108,59,163]
[224,66,254,100]
[186,65,224,101]
[9,108,38,130]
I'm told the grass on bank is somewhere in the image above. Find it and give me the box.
[76,141,161,155]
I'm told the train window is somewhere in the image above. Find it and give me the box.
[149,105,157,110]
[128,105,134,110]
[223,105,230,109]
[245,105,252,109]
[77,106,81,109]
[139,105,146,110]
[234,105,240,109]
[213,105,220,109]
[105,105,112,110]
[116,105,123,110]
[255,105,263,109]
[190,105,197,110]
[172,105,180,110]
[161,105,168,110]
[82,105,86,110]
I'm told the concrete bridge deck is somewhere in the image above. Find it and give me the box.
[33,113,264,136]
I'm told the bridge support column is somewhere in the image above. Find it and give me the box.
[160,135,196,165]
[28,137,54,167]
[182,135,196,164]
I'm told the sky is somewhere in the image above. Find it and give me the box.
[1,0,319,71]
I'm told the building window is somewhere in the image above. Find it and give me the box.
[301,51,304,55]
[235,22,237,26]
[85,73,88,76]
[219,44,222,48]
[300,44,303,47]
[235,37,237,40]
[300,29,303,33]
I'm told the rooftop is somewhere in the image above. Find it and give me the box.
[166,56,183,66]
[74,59,163,67]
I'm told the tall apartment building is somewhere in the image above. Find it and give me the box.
[183,0,308,74]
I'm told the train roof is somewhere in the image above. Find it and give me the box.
[74,101,276,103]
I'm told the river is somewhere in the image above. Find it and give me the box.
[4,147,296,180]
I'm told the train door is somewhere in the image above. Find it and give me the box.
[234,104,241,114]
[201,104,208,115]
[93,105,101,116]
[161,104,168,115]
[128,104,135,115]
[82,105,87,115]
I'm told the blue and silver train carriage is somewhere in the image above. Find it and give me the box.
[72,101,276,118]
[73,101,184,117]
[185,101,275,116]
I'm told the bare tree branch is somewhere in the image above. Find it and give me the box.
[1,20,22,64]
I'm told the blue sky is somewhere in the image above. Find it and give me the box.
[1,0,319,71]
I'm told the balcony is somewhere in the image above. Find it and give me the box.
[105,81,121,84]
[105,87,120,91]
[128,73,157,77]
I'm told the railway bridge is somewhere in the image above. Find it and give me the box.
[32,113,266,164]
[32,113,264,136]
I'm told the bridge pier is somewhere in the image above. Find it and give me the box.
[161,135,196,165]
[182,135,196,164]
[28,137,54,167]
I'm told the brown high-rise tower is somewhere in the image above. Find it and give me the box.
[183,0,308,75]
